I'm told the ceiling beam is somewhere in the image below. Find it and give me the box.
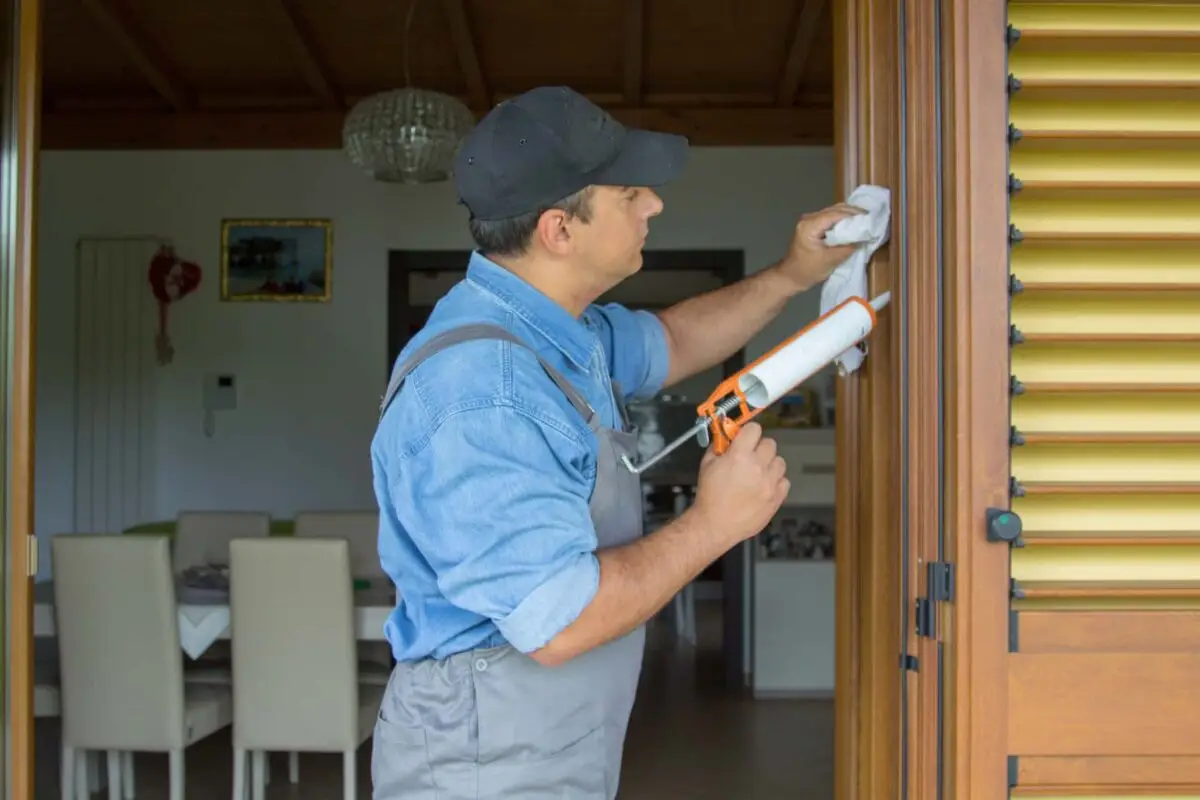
[623,0,645,105]
[438,0,490,110]
[41,106,833,150]
[261,0,342,109]
[49,90,804,113]
[78,0,191,110]
[776,0,827,107]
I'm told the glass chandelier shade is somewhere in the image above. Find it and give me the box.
[342,87,477,184]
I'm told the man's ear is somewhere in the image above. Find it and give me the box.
[535,209,573,256]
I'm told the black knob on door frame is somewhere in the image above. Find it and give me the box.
[986,507,1023,544]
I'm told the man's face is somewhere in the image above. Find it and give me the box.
[569,185,664,285]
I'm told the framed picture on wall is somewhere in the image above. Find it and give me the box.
[220,218,333,302]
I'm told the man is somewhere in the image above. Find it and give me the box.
[370,86,860,799]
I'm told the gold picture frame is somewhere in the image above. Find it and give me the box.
[220,218,333,302]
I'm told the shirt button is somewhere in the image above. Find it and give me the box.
[475,658,488,672]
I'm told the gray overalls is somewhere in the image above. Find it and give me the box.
[372,324,646,799]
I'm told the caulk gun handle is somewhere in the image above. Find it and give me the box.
[708,416,741,455]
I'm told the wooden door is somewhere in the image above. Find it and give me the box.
[936,1,1015,799]
[836,0,1032,798]
[0,0,41,797]
[834,0,957,796]
[1002,0,1200,795]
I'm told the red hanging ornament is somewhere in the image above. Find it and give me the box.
[148,244,202,364]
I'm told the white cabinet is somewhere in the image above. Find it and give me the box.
[751,427,836,697]
[753,560,835,696]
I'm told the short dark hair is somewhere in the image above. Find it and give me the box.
[468,187,594,259]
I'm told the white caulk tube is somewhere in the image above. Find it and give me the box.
[736,292,891,409]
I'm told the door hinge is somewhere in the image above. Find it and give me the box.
[928,561,956,602]
[916,561,956,639]
[27,534,37,577]
[1008,755,1019,788]
[915,597,936,638]
[901,653,920,672]
[1009,609,1020,652]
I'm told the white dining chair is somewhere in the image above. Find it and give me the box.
[230,537,384,800]
[52,534,233,800]
[293,510,383,578]
[173,511,270,572]
[293,510,392,686]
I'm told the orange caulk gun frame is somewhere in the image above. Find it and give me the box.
[696,294,883,455]
[620,292,890,475]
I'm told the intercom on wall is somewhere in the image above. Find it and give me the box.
[202,373,237,436]
[203,373,237,411]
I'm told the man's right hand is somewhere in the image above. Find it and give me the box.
[531,420,789,667]
[690,422,789,545]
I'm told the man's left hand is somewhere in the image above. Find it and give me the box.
[778,202,867,292]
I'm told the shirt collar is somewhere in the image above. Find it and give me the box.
[465,251,594,371]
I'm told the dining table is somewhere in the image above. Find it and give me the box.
[32,578,396,660]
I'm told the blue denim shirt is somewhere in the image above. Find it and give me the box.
[371,252,671,661]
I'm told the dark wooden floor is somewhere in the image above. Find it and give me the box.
[35,600,834,799]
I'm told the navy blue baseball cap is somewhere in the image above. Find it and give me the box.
[453,86,690,222]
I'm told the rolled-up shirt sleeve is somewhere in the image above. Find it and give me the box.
[390,403,599,653]
[585,302,670,399]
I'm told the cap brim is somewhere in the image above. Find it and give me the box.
[591,128,689,188]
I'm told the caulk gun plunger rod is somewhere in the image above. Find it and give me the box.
[619,417,710,476]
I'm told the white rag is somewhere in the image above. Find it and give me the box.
[819,184,892,375]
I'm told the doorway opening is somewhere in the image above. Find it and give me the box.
[3,0,992,798]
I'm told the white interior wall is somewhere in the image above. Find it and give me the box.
[34,146,835,575]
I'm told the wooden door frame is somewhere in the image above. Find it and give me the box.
[833,0,920,793]
[2,0,40,797]
[832,0,903,796]
[940,0,1011,798]
[833,0,1011,798]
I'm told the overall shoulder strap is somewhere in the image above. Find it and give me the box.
[378,323,595,422]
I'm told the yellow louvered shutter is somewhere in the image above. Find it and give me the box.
[1005,1,1200,794]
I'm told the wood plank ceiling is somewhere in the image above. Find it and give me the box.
[39,0,834,149]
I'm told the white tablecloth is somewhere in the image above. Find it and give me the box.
[175,586,236,658]
[33,581,396,659]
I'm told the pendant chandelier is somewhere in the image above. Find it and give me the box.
[341,1,476,184]
[343,87,475,183]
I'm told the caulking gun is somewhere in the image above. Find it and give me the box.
[621,291,891,475]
